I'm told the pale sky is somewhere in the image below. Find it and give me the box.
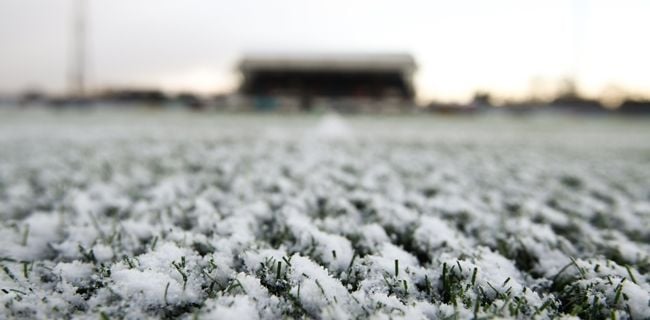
[0,0,649,102]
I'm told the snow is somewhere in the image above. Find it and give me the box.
[473,248,526,298]
[0,212,61,261]
[110,268,183,307]
[620,281,650,319]
[54,261,94,286]
[285,209,354,272]
[0,110,649,319]
[202,296,260,319]
[414,216,468,252]
[288,255,358,318]
[314,114,353,140]
[92,244,114,262]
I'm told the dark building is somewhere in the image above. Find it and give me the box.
[238,53,417,110]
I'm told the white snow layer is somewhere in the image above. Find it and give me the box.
[0,112,649,319]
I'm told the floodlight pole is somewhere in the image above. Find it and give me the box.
[70,0,87,98]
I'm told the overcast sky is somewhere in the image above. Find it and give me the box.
[1,0,649,102]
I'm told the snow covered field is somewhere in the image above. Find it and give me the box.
[1,110,649,319]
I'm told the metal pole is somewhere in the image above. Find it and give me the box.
[71,0,86,98]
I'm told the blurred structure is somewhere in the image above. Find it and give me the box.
[238,53,416,112]
[96,89,168,105]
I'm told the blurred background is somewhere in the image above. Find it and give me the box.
[1,0,649,114]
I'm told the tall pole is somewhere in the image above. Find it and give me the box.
[570,0,586,93]
[71,0,86,98]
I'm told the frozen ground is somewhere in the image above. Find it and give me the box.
[0,109,649,319]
